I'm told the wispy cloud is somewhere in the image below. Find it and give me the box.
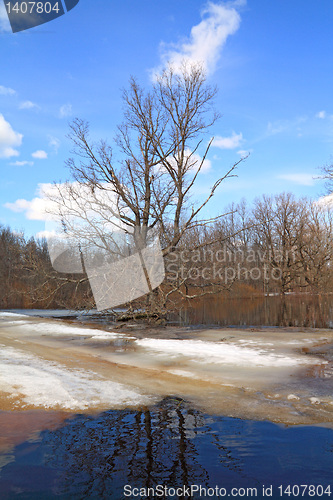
[19,100,40,111]
[316,110,326,119]
[0,114,23,159]
[0,85,16,96]
[32,150,48,159]
[153,1,244,77]
[277,173,315,186]
[213,131,243,149]
[271,116,308,135]
[59,104,72,119]
[48,136,60,153]
[237,149,250,157]
[10,160,34,167]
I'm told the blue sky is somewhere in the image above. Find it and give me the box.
[0,0,333,237]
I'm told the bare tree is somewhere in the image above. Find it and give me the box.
[319,156,333,194]
[46,64,245,317]
[297,202,333,292]
[252,193,307,294]
[63,65,241,251]
[252,193,333,295]
[0,226,24,307]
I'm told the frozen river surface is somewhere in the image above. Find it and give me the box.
[1,311,333,426]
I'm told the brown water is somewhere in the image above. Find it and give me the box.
[173,294,333,328]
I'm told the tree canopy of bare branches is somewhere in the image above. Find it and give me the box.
[44,64,246,316]
[63,64,242,256]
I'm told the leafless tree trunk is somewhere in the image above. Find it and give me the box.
[45,64,246,318]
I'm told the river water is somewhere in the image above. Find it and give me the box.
[0,311,332,498]
[174,294,333,328]
[1,400,332,499]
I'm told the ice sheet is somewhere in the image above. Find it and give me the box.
[0,312,30,319]
[1,312,332,424]
[5,320,122,340]
[135,338,314,367]
[0,346,151,410]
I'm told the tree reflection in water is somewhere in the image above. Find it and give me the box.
[173,294,333,328]
[0,397,333,498]
[42,398,212,498]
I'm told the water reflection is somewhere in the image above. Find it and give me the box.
[174,294,333,328]
[0,398,332,499]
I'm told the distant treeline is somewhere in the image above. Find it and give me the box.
[0,226,92,309]
[1,192,333,311]
[169,192,333,300]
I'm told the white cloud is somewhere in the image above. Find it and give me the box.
[10,160,34,167]
[59,104,72,118]
[189,150,212,173]
[277,173,315,186]
[154,1,243,76]
[35,230,58,239]
[0,85,16,96]
[0,114,23,158]
[316,110,326,119]
[0,147,20,158]
[4,184,59,221]
[0,4,11,33]
[156,148,212,175]
[48,136,60,153]
[19,100,39,110]
[32,150,48,159]
[4,182,121,224]
[4,198,40,219]
[317,194,333,208]
[213,131,243,149]
[237,149,250,157]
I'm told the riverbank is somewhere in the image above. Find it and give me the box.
[1,311,333,427]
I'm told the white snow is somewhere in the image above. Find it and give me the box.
[9,320,122,340]
[168,369,199,378]
[135,338,313,367]
[0,346,151,410]
[287,394,300,400]
[309,397,321,405]
[0,312,30,319]
[0,320,29,326]
[1,313,332,421]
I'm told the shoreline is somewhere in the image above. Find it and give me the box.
[0,311,333,427]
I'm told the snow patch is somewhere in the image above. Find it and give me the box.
[0,346,150,410]
[309,397,321,405]
[168,369,198,378]
[136,338,313,368]
[287,394,300,401]
[13,321,122,340]
[0,312,30,319]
